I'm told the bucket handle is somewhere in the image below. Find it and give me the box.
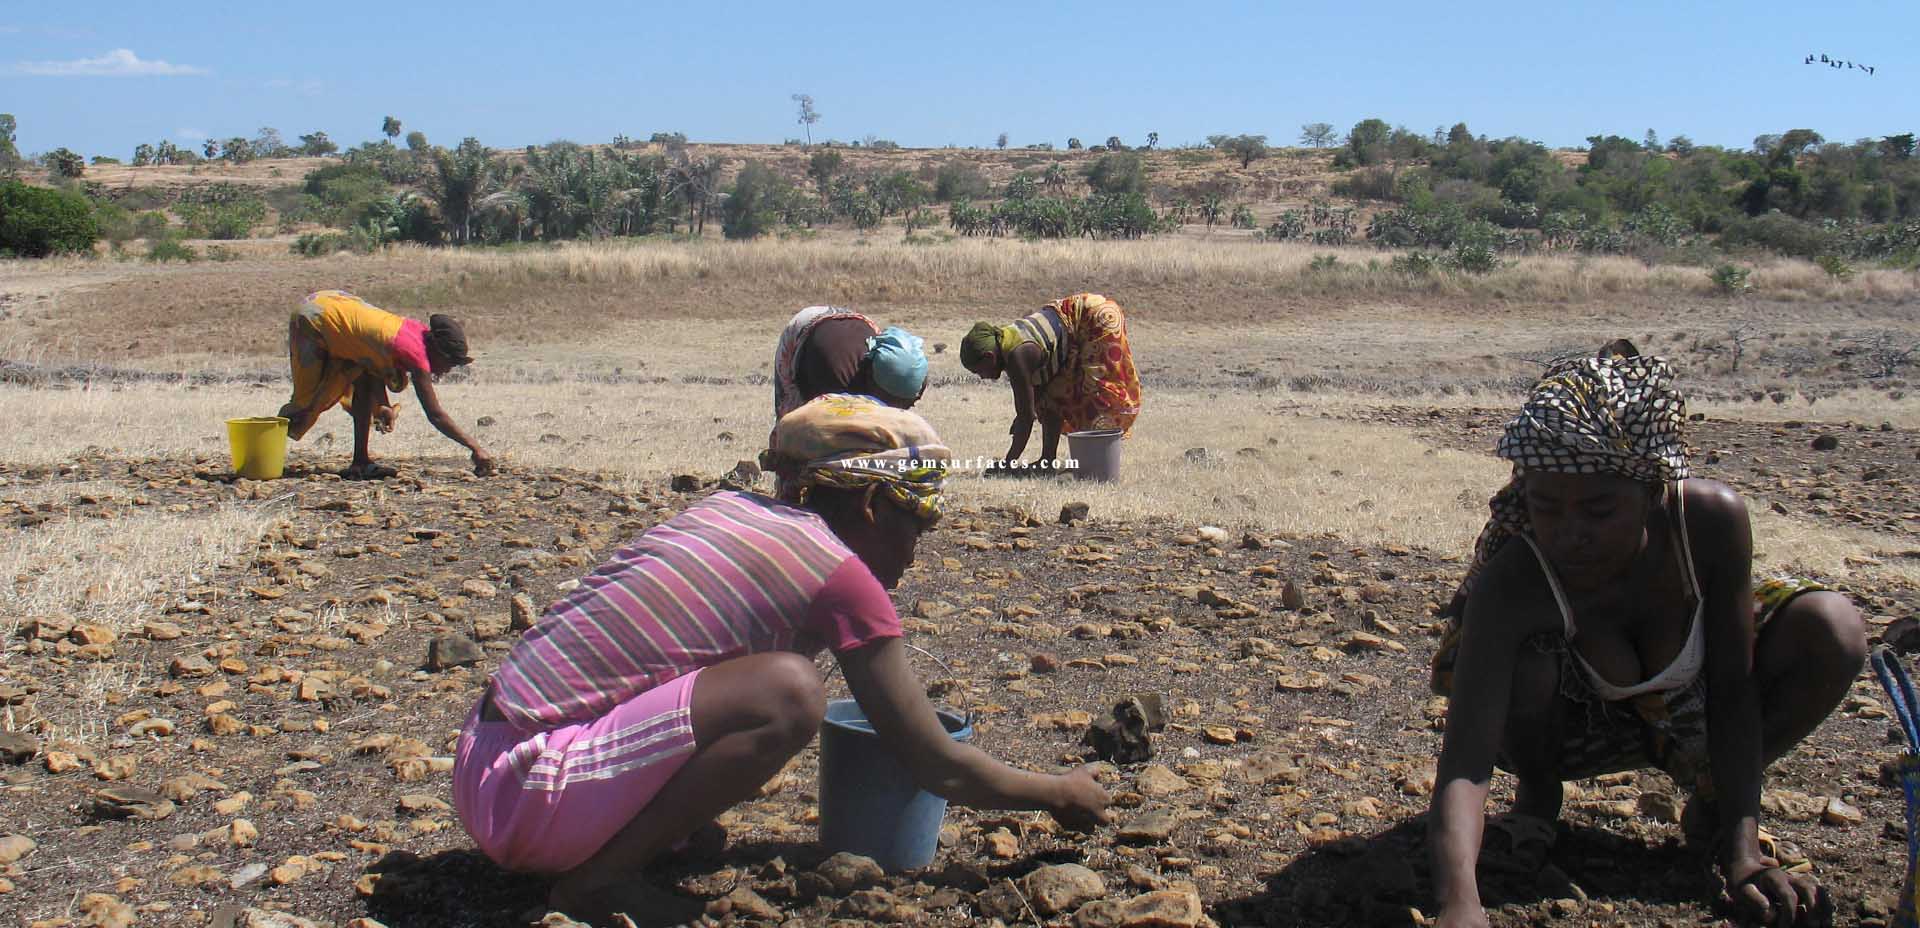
[823,642,976,731]
[1872,645,1920,754]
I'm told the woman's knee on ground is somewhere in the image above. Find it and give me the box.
[1764,591,1868,684]
[741,653,827,751]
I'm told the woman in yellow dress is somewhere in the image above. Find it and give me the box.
[277,290,494,479]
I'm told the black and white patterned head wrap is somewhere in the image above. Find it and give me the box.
[1455,346,1690,601]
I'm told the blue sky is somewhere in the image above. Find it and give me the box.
[3,0,1912,159]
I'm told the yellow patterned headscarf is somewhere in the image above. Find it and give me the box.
[761,394,950,525]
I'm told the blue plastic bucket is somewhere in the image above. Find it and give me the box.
[817,698,973,872]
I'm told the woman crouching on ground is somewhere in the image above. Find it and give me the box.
[1427,342,1864,928]
[453,394,1111,927]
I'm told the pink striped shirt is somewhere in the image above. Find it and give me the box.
[490,492,899,731]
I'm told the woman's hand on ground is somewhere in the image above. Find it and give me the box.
[1722,856,1831,927]
[471,449,497,477]
[372,405,399,433]
[1045,765,1112,832]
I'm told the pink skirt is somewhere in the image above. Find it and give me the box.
[453,670,702,874]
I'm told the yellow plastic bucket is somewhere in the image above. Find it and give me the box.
[226,417,289,480]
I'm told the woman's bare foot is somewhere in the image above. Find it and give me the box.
[547,879,706,928]
[341,461,399,480]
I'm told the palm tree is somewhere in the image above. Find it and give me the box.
[429,138,496,245]
[474,191,530,243]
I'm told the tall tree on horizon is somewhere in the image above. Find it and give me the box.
[383,116,403,140]
[791,94,820,145]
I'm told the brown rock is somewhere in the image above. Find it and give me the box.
[1117,811,1177,844]
[92,755,137,781]
[1637,790,1683,824]
[1280,581,1306,610]
[0,731,40,764]
[1822,796,1864,826]
[839,888,918,922]
[1024,863,1107,916]
[230,818,259,846]
[69,623,117,646]
[985,827,1021,859]
[270,857,310,885]
[90,786,175,820]
[0,833,36,864]
[159,772,228,802]
[710,886,781,920]
[171,655,215,678]
[815,851,884,894]
[509,593,539,630]
[1074,889,1210,928]
[1201,726,1238,745]
[1241,751,1302,786]
[1136,765,1191,797]
[1030,652,1062,673]
[1761,789,1826,822]
[1060,502,1091,523]
[425,634,484,670]
[78,893,134,928]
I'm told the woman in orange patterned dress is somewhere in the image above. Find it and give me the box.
[959,293,1142,468]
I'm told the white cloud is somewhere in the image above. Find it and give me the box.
[16,48,208,77]
[176,128,207,141]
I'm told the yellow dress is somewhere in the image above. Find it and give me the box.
[284,290,418,440]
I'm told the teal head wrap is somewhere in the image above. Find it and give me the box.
[866,326,928,400]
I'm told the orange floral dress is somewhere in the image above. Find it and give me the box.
[1011,293,1142,435]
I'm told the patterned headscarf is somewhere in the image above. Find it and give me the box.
[1458,345,1690,600]
[960,322,1021,371]
[761,394,950,525]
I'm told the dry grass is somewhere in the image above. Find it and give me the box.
[388,239,1920,308]
[1697,389,1920,430]
[7,237,1917,368]
[0,500,281,639]
[5,373,1913,588]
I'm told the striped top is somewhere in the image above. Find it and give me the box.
[1010,305,1068,385]
[490,491,901,731]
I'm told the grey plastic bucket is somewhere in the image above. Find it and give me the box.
[1066,429,1124,482]
[817,698,972,872]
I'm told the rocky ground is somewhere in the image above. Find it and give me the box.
[0,438,1913,928]
[1338,406,1920,546]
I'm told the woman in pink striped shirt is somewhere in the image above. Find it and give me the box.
[454,395,1111,926]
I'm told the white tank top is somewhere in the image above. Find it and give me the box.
[1519,481,1705,700]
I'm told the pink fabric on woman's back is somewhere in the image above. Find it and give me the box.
[389,318,431,375]
[454,670,702,874]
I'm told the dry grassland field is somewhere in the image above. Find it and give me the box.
[1,228,1919,928]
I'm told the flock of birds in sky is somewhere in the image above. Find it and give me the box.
[1807,53,1876,75]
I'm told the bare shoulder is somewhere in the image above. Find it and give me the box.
[1680,478,1752,550]
[1460,540,1561,647]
